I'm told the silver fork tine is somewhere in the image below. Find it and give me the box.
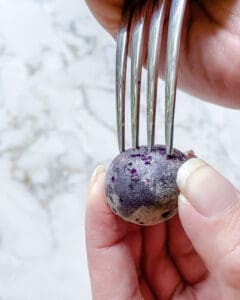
[147,0,166,151]
[165,0,187,155]
[116,23,130,152]
[131,10,145,149]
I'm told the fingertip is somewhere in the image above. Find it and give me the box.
[86,166,109,232]
[178,193,203,232]
[177,158,239,218]
[86,165,129,248]
[177,158,207,194]
[88,165,106,198]
[185,150,196,159]
[178,185,240,277]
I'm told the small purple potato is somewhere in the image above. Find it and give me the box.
[105,145,188,226]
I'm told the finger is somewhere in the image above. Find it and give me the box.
[177,158,240,290]
[167,152,207,284]
[85,166,142,299]
[142,224,184,299]
[167,215,208,284]
[85,0,123,34]
[185,149,196,159]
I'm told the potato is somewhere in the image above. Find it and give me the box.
[105,145,187,226]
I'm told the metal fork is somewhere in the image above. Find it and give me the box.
[116,0,187,155]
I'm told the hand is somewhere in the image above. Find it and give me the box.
[86,159,240,299]
[85,0,240,108]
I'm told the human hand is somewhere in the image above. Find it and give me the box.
[85,0,240,108]
[86,158,240,299]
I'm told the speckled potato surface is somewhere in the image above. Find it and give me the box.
[105,145,188,226]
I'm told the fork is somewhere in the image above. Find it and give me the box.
[116,0,187,155]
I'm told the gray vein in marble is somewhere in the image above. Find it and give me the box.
[0,1,238,299]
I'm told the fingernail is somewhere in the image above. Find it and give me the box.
[89,165,106,191]
[177,158,239,217]
[177,158,207,192]
[178,193,190,206]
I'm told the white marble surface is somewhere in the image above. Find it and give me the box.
[0,0,239,299]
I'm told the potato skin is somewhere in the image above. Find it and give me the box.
[105,145,187,226]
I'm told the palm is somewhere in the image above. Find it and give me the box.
[86,0,240,107]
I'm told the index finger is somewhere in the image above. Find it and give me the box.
[85,0,124,35]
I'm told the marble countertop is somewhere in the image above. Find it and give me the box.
[0,0,239,299]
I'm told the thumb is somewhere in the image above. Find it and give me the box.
[177,158,240,289]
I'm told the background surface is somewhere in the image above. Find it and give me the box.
[0,0,239,299]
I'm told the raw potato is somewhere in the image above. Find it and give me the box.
[105,145,187,226]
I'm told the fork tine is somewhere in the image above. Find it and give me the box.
[165,0,187,155]
[116,23,130,152]
[131,10,145,149]
[147,0,166,151]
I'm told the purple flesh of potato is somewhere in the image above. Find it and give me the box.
[105,145,188,226]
